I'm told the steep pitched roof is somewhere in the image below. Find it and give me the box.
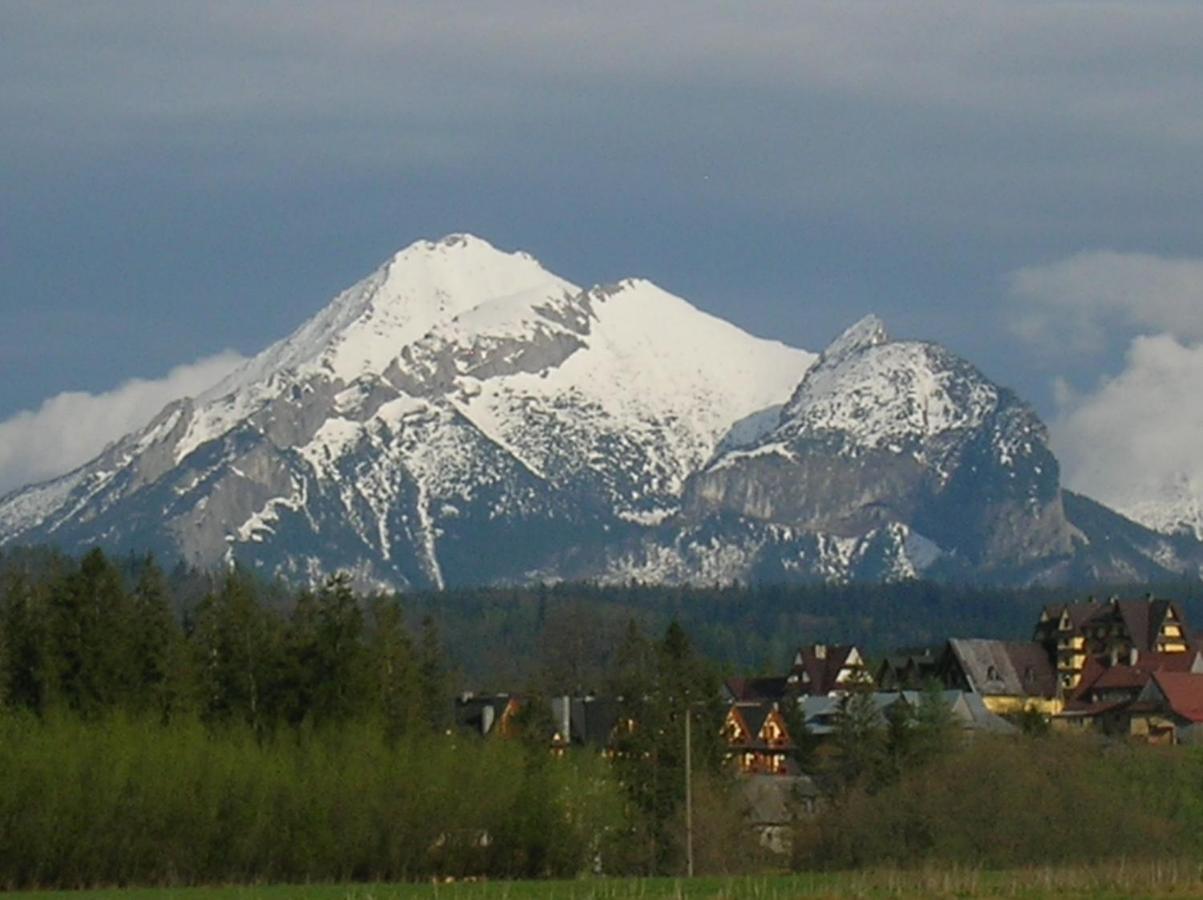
[1115,601,1154,651]
[947,639,1057,699]
[725,675,789,703]
[726,701,793,750]
[789,644,868,695]
[569,697,620,747]
[1041,600,1108,631]
[1148,672,1203,722]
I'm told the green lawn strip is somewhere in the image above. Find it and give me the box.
[7,867,1203,900]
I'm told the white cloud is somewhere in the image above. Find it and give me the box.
[1052,333,1203,535]
[0,352,245,496]
[1010,251,1203,356]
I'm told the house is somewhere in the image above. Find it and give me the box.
[785,643,874,696]
[1127,671,1203,744]
[939,639,1060,715]
[738,774,822,855]
[566,696,623,752]
[801,690,1016,737]
[455,692,522,737]
[723,675,790,704]
[1034,596,1195,692]
[722,701,796,775]
[876,648,940,690]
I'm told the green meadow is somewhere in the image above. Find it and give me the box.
[9,865,1203,900]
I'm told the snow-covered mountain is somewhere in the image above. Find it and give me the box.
[1107,475,1203,543]
[0,235,812,588]
[591,317,1203,584]
[2,235,1201,588]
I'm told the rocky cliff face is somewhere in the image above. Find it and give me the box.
[2,238,1200,588]
[675,317,1074,573]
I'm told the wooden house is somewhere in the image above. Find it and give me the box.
[1127,671,1203,745]
[876,648,940,690]
[722,701,795,775]
[1034,596,1194,692]
[939,639,1061,715]
[785,643,873,696]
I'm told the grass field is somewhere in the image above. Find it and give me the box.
[9,864,1203,900]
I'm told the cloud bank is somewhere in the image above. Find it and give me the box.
[1052,334,1203,534]
[1011,251,1203,356]
[1014,251,1203,534]
[0,352,245,496]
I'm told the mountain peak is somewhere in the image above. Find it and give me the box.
[820,314,890,364]
[195,234,575,412]
[383,233,547,283]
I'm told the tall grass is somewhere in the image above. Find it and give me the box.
[0,711,623,889]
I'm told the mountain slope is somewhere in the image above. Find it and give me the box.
[0,235,813,588]
[4,240,1202,588]
[592,317,1203,585]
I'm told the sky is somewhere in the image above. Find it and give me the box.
[3,1,1203,514]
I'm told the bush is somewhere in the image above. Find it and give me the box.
[0,710,624,888]
[795,734,1185,870]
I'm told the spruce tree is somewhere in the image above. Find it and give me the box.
[129,555,184,718]
[831,684,886,790]
[191,568,281,734]
[416,615,451,731]
[366,596,423,739]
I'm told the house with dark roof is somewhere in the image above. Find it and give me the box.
[722,701,796,775]
[800,690,1016,737]
[1034,596,1195,692]
[565,696,623,751]
[723,675,790,704]
[738,774,823,855]
[785,643,873,696]
[876,648,940,690]
[455,693,522,737]
[1127,671,1203,745]
[939,639,1060,715]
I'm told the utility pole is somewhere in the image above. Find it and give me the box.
[684,704,694,878]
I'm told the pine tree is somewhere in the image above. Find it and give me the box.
[0,565,54,712]
[129,555,184,719]
[911,681,959,763]
[831,686,886,790]
[366,596,423,739]
[191,568,282,734]
[416,614,451,731]
[48,548,137,715]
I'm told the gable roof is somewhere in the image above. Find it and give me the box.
[725,701,793,750]
[789,644,868,695]
[1040,597,1193,654]
[569,697,621,747]
[947,639,1057,699]
[1147,672,1203,723]
[725,675,789,703]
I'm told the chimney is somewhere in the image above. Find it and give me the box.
[814,643,827,660]
[1129,647,1140,666]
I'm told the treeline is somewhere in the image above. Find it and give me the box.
[0,547,449,733]
[402,578,1203,685]
[5,545,1201,690]
[0,546,745,886]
